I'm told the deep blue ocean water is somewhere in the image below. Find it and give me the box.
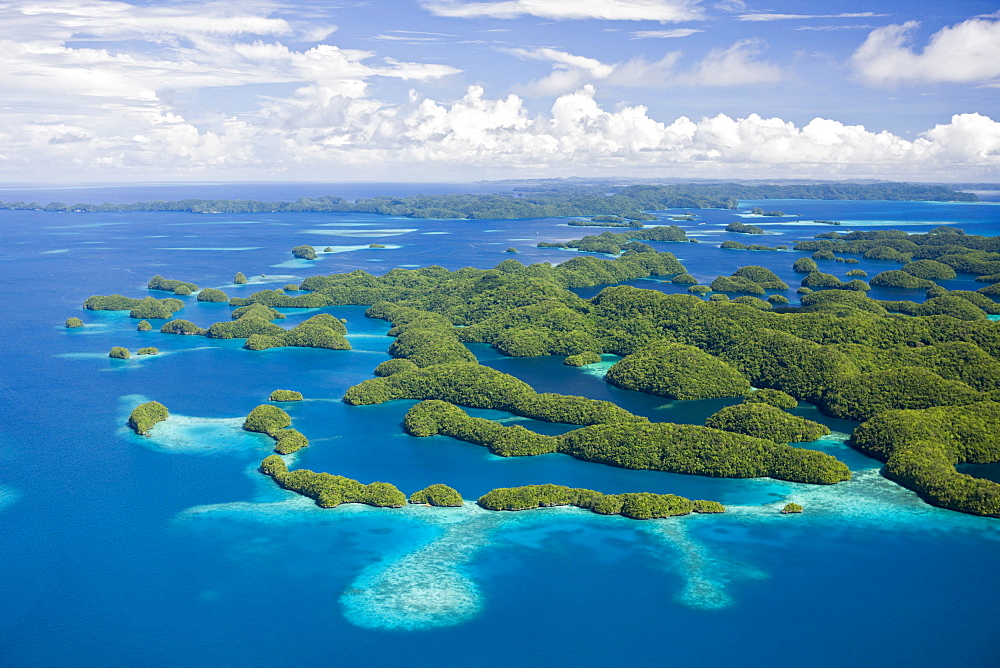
[1,185,999,666]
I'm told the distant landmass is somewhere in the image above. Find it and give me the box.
[0,181,978,220]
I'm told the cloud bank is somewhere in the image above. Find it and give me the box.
[0,0,997,182]
[5,83,998,182]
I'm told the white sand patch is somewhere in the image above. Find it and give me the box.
[579,355,620,377]
[127,414,271,455]
[639,519,765,610]
[342,504,503,630]
[270,258,322,269]
[723,469,1000,537]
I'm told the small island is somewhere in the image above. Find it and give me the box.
[409,484,463,507]
[269,390,304,402]
[128,401,168,435]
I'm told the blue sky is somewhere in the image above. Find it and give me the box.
[2,0,998,183]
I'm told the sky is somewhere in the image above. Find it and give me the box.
[1,0,999,184]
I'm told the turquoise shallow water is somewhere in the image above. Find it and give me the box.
[1,188,999,665]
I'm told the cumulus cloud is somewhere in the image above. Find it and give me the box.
[852,18,1000,86]
[420,0,704,22]
[675,38,782,86]
[5,82,998,182]
[0,0,996,182]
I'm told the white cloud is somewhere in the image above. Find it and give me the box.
[630,29,703,38]
[420,0,704,22]
[676,38,782,86]
[0,0,996,182]
[0,1,460,106]
[738,12,885,22]
[506,47,680,95]
[4,82,997,182]
[506,40,779,95]
[852,18,1000,86]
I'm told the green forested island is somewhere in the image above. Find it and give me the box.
[109,217,1000,517]
[7,182,977,220]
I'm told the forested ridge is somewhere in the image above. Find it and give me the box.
[10,182,976,219]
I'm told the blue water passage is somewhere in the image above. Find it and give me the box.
[1,186,999,666]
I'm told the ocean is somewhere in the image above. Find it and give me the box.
[0,184,998,666]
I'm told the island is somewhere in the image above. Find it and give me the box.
[95,208,1000,518]
[128,401,169,435]
[269,390,304,402]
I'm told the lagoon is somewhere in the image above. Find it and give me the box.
[1,185,999,666]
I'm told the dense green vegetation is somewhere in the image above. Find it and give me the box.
[705,403,829,443]
[197,287,229,302]
[726,221,765,235]
[564,351,601,366]
[720,240,784,251]
[404,400,850,484]
[374,358,419,376]
[743,389,798,409]
[870,270,936,290]
[903,259,957,280]
[147,275,198,292]
[243,404,292,435]
[109,346,130,359]
[709,267,787,295]
[234,272,247,285]
[83,294,184,319]
[231,303,285,321]
[710,275,765,295]
[793,258,819,273]
[292,245,317,260]
[87,208,1000,519]
[269,390,303,402]
[274,429,310,455]
[65,317,83,328]
[851,402,1000,516]
[128,401,168,435]
[245,314,351,351]
[605,340,751,400]
[781,502,803,514]
[259,456,406,508]
[732,266,788,290]
[137,347,159,355]
[350,363,644,426]
[538,226,690,255]
[794,228,1000,286]
[7,183,974,221]
[477,484,719,519]
[409,484,463,506]
[822,367,982,421]
[160,319,206,335]
[137,320,152,331]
